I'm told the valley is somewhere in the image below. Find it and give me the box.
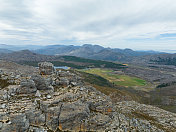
[0,47,176,114]
[80,68,147,87]
[0,44,176,131]
[1,0,176,131]
[78,64,176,113]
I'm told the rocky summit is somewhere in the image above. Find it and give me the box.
[0,61,176,132]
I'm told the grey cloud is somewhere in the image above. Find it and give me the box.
[0,0,176,50]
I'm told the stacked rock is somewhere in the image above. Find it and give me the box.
[38,62,54,75]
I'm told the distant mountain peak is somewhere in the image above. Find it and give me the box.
[0,44,165,62]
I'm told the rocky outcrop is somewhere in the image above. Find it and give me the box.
[0,61,176,131]
[38,62,54,75]
[115,101,176,131]
[31,75,50,90]
[18,79,37,94]
[1,114,30,132]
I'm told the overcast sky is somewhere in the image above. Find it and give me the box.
[0,0,176,51]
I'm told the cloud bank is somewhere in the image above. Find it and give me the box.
[0,0,176,50]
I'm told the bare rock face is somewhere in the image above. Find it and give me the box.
[38,62,54,75]
[31,75,49,90]
[59,102,90,130]
[18,79,37,94]
[1,114,29,132]
[0,62,176,131]
[25,110,45,126]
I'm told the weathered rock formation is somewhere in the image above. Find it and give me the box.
[38,62,54,75]
[0,61,176,131]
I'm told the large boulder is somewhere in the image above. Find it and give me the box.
[45,101,90,131]
[7,85,19,96]
[38,62,54,75]
[25,110,45,126]
[1,114,30,132]
[18,79,37,94]
[89,113,111,129]
[58,77,70,86]
[59,102,90,130]
[31,75,49,90]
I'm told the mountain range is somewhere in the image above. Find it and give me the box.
[33,44,162,58]
[2,43,176,66]
[0,44,165,62]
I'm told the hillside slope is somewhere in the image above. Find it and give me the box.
[0,50,57,62]
[0,50,125,69]
[0,61,175,131]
